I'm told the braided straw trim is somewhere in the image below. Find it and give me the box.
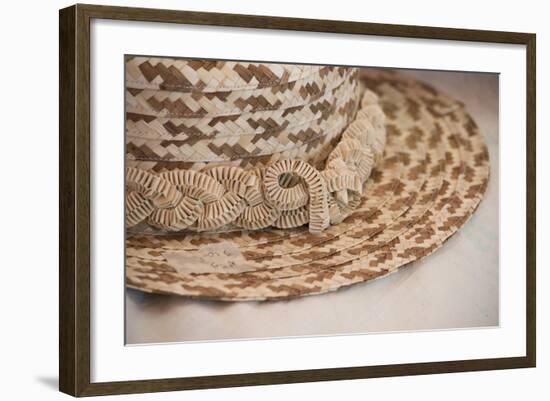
[125,89,386,234]
[273,206,309,229]
[236,203,280,230]
[159,169,225,202]
[125,192,154,227]
[148,196,203,230]
[264,159,329,233]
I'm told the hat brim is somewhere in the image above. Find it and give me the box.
[126,69,490,301]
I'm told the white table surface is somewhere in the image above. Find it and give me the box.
[125,69,499,344]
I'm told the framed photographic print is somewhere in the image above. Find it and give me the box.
[59,3,536,397]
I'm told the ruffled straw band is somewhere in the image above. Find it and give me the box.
[125,89,386,234]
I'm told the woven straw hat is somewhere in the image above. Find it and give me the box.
[125,57,490,301]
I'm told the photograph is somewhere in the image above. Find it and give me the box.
[124,57,498,344]
[55,2,536,397]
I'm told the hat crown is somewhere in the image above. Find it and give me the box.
[125,58,360,172]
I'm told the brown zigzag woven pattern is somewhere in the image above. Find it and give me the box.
[126,66,351,118]
[126,59,360,172]
[126,73,360,164]
[126,57,327,92]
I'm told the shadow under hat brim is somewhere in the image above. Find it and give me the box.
[126,69,490,301]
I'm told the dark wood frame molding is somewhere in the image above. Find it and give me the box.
[59,3,536,397]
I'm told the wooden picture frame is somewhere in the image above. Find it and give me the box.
[59,3,536,397]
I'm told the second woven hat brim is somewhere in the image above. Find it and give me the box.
[126,69,490,301]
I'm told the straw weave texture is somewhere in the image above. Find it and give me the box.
[126,66,489,301]
[126,59,360,172]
